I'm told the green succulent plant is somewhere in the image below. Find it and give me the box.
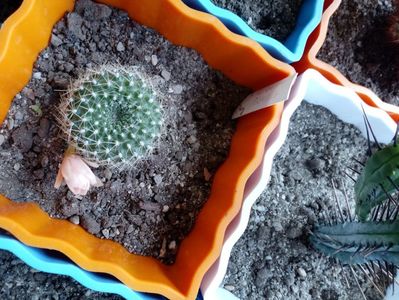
[354,142,399,221]
[354,113,399,221]
[310,114,399,296]
[59,66,163,168]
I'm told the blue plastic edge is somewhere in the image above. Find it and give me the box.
[0,232,203,300]
[182,0,324,64]
[0,233,161,299]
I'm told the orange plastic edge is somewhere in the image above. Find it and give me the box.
[293,0,399,121]
[0,0,294,299]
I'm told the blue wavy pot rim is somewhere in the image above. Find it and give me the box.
[0,231,203,300]
[182,0,324,63]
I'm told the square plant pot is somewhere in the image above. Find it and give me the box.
[292,0,399,120]
[200,69,399,299]
[182,0,324,63]
[0,0,295,299]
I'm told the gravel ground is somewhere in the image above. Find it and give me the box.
[1,0,398,299]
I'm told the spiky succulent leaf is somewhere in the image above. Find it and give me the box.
[60,66,163,168]
[355,144,399,221]
[311,221,399,266]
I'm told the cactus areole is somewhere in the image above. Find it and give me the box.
[59,66,163,169]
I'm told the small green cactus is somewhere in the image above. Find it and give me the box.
[59,66,163,168]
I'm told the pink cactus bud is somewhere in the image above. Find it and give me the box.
[54,154,103,196]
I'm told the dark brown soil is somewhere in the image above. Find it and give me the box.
[0,0,250,264]
[318,0,399,105]
[0,0,23,24]
[212,0,303,41]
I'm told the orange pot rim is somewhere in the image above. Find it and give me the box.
[0,0,294,299]
[293,0,399,121]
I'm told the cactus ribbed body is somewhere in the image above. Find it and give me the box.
[311,221,399,266]
[60,66,163,168]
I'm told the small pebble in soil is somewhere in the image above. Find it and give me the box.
[69,215,80,225]
[297,267,307,278]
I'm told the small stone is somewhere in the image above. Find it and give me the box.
[64,62,74,73]
[187,135,197,144]
[265,255,272,261]
[41,156,49,168]
[7,118,14,130]
[104,168,112,180]
[297,267,307,278]
[168,241,176,250]
[67,13,84,40]
[161,69,171,81]
[172,84,183,94]
[51,34,63,47]
[289,169,303,181]
[151,55,158,66]
[287,226,303,239]
[139,201,161,212]
[38,118,50,138]
[153,174,163,185]
[224,285,235,292]
[15,111,24,121]
[53,75,69,89]
[69,215,80,225]
[116,42,125,52]
[159,238,167,258]
[272,220,283,232]
[0,135,5,146]
[81,215,101,234]
[102,228,110,239]
[12,125,33,152]
[255,267,271,288]
[33,72,42,80]
[13,163,20,171]
[203,168,212,181]
[162,205,169,213]
[127,225,134,234]
[23,88,35,100]
[92,3,112,19]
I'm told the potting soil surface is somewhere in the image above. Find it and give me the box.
[1,0,398,299]
[318,0,399,105]
[212,0,303,41]
[0,0,249,265]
